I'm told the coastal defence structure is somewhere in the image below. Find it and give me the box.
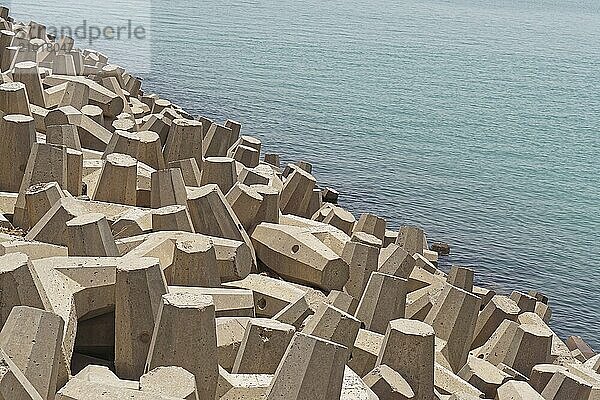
[0,5,598,400]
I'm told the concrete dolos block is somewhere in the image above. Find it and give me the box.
[252,223,349,291]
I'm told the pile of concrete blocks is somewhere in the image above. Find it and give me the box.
[0,7,597,400]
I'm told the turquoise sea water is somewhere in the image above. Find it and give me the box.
[8,0,600,347]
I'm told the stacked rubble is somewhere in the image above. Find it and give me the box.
[0,6,597,400]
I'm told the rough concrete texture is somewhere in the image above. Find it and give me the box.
[496,380,545,399]
[232,318,295,374]
[355,272,407,335]
[0,306,64,400]
[0,253,49,327]
[0,348,45,400]
[139,366,199,400]
[363,365,415,399]
[424,284,480,373]
[377,319,435,400]
[265,332,348,400]
[145,292,218,400]
[115,257,167,380]
[471,294,520,350]
[303,304,361,352]
[0,10,590,400]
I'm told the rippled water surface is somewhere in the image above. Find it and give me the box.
[9,0,600,347]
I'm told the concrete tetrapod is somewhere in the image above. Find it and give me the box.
[456,355,511,398]
[137,130,165,170]
[200,157,237,194]
[472,319,553,378]
[151,204,194,233]
[114,257,167,380]
[376,319,435,400]
[203,123,233,158]
[265,332,349,400]
[424,284,481,373]
[495,380,544,400]
[168,158,201,187]
[348,329,384,378]
[354,213,386,243]
[139,366,199,400]
[13,142,68,228]
[163,118,203,165]
[541,370,592,400]
[186,184,256,266]
[303,304,361,352]
[0,114,36,193]
[232,318,296,374]
[395,225,425,256]
[25,182,65,226]
[0,348,44,400]
[13,61,45,107]
[342,241,379,301]
[378,244,417,279]
[0,252,49,327]
[0,81,31,115]
[102,130,140,159]
[363,365,415,400]
[471,294,520,350]
[93,153,137,206]
[225,182,263,233]
[46,124,82,151]
[355,272,407,335]
[280,166,316,218]
[167,237,220,287]
[150,168,187,208]
[65,213,119,257]
[145,292,218,400]
[0,306,64,400]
